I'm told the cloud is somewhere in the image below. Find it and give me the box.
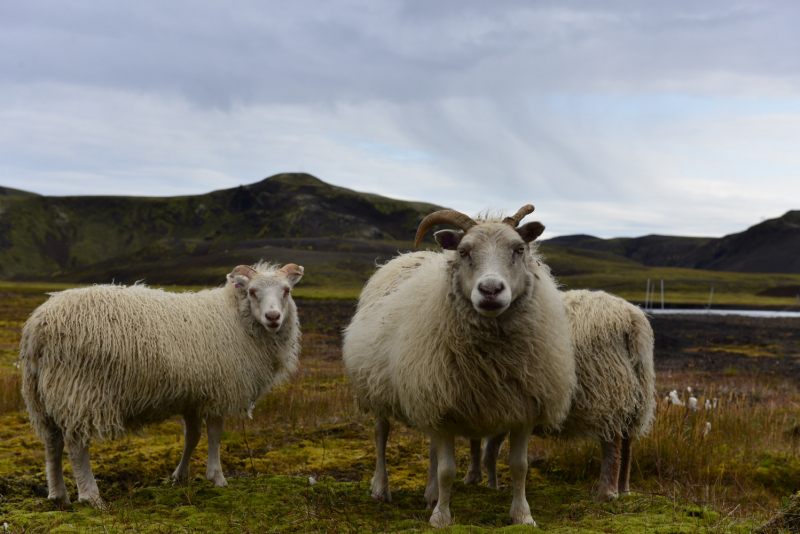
[1,1,799,238]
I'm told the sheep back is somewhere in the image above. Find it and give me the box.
[20,283,299,447]
[343,249,576,437]
[545,289,656,441]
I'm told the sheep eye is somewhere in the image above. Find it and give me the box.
[515,245,525,254]
[458,249,467,257]
[283,288,290,299]
[248,289,257,299]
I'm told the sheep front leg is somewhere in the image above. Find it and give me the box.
[618,436,633,495]
[205,416,227,487]
[424,438,438,509]
[172,413,202,485]
[429,434,457,527]
[597,435,622,501]
[508,428,535,526]
[370,417,392,502]
[65,439,103,508]
[483,432,507,488]
[44,422,69,503]
[463,439,483,485]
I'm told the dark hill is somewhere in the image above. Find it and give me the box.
[544,211,800,274]
[0,173,444,282]
[678,211,800,273]
[0,186,40,197]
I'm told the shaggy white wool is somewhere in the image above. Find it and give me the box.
[541,289,657,442]
[20,264,300,448]
[343,236,576,438]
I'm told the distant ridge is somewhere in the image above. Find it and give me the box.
[0,173,444,282]
[0,185,40,197]
[545,211,800,273]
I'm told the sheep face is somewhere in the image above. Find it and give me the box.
[228,264,304,331]
[435,221,544,317]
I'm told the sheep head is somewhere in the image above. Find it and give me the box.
[227,263,305,331]
[415,206,544,317]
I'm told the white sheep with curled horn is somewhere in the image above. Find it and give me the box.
[446,289,656,502]
[19,261,304,507]
[342,205,576,527]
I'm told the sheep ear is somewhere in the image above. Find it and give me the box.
[227,265,257,289]
[434,230,464,250]
[277,263,304,288]
[516,221,545,243]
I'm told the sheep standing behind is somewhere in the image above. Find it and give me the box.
[342,206,577,527]
[454,289,656,500]
[20,262,304,507]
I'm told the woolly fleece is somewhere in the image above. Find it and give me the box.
[342,236,576,438]
[20,265,300,448]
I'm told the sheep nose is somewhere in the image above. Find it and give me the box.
[265,312,281,323]
[478,280,504,297]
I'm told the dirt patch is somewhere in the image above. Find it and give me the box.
[651,313,800,378]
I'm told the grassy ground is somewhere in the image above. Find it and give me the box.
[0,286,798,532]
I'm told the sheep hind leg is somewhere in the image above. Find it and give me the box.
[205,416,228,487]
[424,438,438,509]
[65,438,103,508]
[43,422,69,504]
[370,417,391,502]
[597,435,622,501]
[463,439,483,485]
[172,412,202,485]
[483,432,507,489]
[618,436,633,495]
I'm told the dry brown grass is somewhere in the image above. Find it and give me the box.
[0,291,796,532]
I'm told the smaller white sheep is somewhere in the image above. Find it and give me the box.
[438,289,656,502]
[20,262,304,507]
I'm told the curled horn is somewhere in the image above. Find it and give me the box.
[231,265,259,279]
[503,204,535,227]
[277,263,304,277]
[414,210,477,250]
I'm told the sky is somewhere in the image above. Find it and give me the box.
[1,1,799,239]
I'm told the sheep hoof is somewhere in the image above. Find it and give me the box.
[171,473,188,486]
[425,498,438,510]
[514,514,536,526]
[370,488,392,502]
[78,493,104,509]
[370,477,392,502]
[429,507,453,527]
[596,490,619,502]
[462,471,482,485]
[48,492,70,504]
[210,477,228,488]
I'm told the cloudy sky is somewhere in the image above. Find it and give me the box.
[2,1,799,238]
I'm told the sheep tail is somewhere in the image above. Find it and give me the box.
[626,307,657,438]
[19,318,51,442]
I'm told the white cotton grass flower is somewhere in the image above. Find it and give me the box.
[668,390,684,406]
[705,399,712,410]
[687,387,692,394]
[703,422,711,437]
[308,476,317,485]
[713,398,718,409]
[688,397,699,410]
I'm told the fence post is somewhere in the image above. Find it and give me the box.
[707,284,714,311]
[661,279,664,310]
[645,278,650,310]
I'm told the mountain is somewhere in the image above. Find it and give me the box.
[545,211,800,273]
[0,186,40,197]
[0,173,444,285]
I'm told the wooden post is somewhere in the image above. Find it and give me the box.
[645,278,650,310]
[661,279,664,310]
[707,284,714,310]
